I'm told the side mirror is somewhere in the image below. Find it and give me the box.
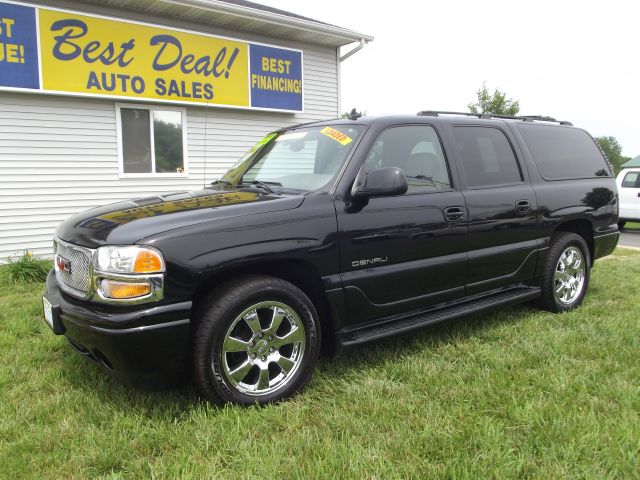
[353,167,408,199]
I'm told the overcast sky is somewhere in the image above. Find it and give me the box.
[261,0,639,157]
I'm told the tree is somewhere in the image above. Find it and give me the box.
[595,136,630,175]
[468,82,520,116]
[153,119,184,173]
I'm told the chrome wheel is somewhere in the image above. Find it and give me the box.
[554,246,586,305]
[220,301,306,396]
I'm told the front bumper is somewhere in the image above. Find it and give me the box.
[43,271,192,389]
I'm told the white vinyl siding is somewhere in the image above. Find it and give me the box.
[0,40,338,259]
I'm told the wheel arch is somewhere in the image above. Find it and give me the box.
[191,259,336,353]
[553,218,594,264]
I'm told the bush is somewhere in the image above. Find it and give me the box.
[1,251,52,284]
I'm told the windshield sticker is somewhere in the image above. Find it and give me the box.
[276,131,308,142]
[320,127,353,145]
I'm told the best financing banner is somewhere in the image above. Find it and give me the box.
[0,1,303,112]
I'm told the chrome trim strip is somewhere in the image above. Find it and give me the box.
[594,231,620,238]
[64,318,190,335]
[93,271,165,304]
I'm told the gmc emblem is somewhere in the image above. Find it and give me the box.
[56,254,72,274]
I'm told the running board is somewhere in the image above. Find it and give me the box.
[338,287,541,347]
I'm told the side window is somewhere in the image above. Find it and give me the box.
[452,126,522,188]
[622,171,640,188]
[516,124,610,180]
[361,125,451,193]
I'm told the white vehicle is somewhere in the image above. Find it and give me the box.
[617,168,640,229]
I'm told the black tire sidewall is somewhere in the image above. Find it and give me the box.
[541,233,591,313]
[194,276,320,405]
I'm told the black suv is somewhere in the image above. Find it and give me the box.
[42,112,620,405]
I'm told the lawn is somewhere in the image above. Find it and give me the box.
[622,221,640,230]
[1,250,639,479]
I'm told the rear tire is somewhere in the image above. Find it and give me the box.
[539,232,591,313]
[618,221,626,230]
[193,275,320,405]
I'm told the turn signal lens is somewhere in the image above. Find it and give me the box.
[101,280,151,299]
[134,250,164,273]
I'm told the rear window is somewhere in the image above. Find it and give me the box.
[516,124,609,180]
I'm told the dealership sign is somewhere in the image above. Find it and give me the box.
[0,1,303,111]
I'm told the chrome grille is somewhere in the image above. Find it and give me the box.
[54,240,93,297]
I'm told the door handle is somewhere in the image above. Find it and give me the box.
[444,206,465,222]
[515,200,532,215]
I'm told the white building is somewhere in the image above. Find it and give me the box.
[0,0,372,258]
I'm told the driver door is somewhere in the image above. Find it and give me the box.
[336,124,468,325]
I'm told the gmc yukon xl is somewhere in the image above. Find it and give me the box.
[42,112,620,405]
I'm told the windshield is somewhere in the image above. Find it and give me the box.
[217,124,365,192]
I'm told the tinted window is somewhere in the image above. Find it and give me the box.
[516,124,609,180]
[452,126,522,187]
[621,171,640,188]
[362,125,451,193]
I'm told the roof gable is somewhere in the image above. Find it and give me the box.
[622,155,640,169]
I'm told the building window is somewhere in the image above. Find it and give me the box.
[116,104,187,176]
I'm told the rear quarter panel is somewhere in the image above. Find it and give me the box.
[508,123,618,260]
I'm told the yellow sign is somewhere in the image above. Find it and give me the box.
[320,127,353,145]
[38,9,249,106]
[0,1,303,111]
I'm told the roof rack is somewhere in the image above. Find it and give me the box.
[416,110,573,126]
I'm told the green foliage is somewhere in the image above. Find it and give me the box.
[595,136,630,175]
[1,251,52,284]
[468,82,520,116]
[1,248,639,478]
[153,119,184,173]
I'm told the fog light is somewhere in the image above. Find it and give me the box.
[100,279,151,299]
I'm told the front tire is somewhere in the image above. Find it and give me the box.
[539,232,591,313]
[193,275,320,405]
[618,221,626,230]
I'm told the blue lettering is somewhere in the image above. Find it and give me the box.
[150,34,181,71]
[155,77,167,95]
[86,71,101,90]
[50,19,86,61]
[150,35,239,79]
[50,19,134,66]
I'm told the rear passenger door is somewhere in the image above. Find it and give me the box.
[448,124,540,294]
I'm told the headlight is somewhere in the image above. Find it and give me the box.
[94,246,165,274]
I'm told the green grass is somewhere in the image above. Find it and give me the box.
[1,250,639,479]
[1,252,52,284]
[622,221,640,230]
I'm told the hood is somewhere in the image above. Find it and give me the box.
[55,189,305,248]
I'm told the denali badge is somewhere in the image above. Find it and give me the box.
[352,257,388,268]
[56,254,72,274]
